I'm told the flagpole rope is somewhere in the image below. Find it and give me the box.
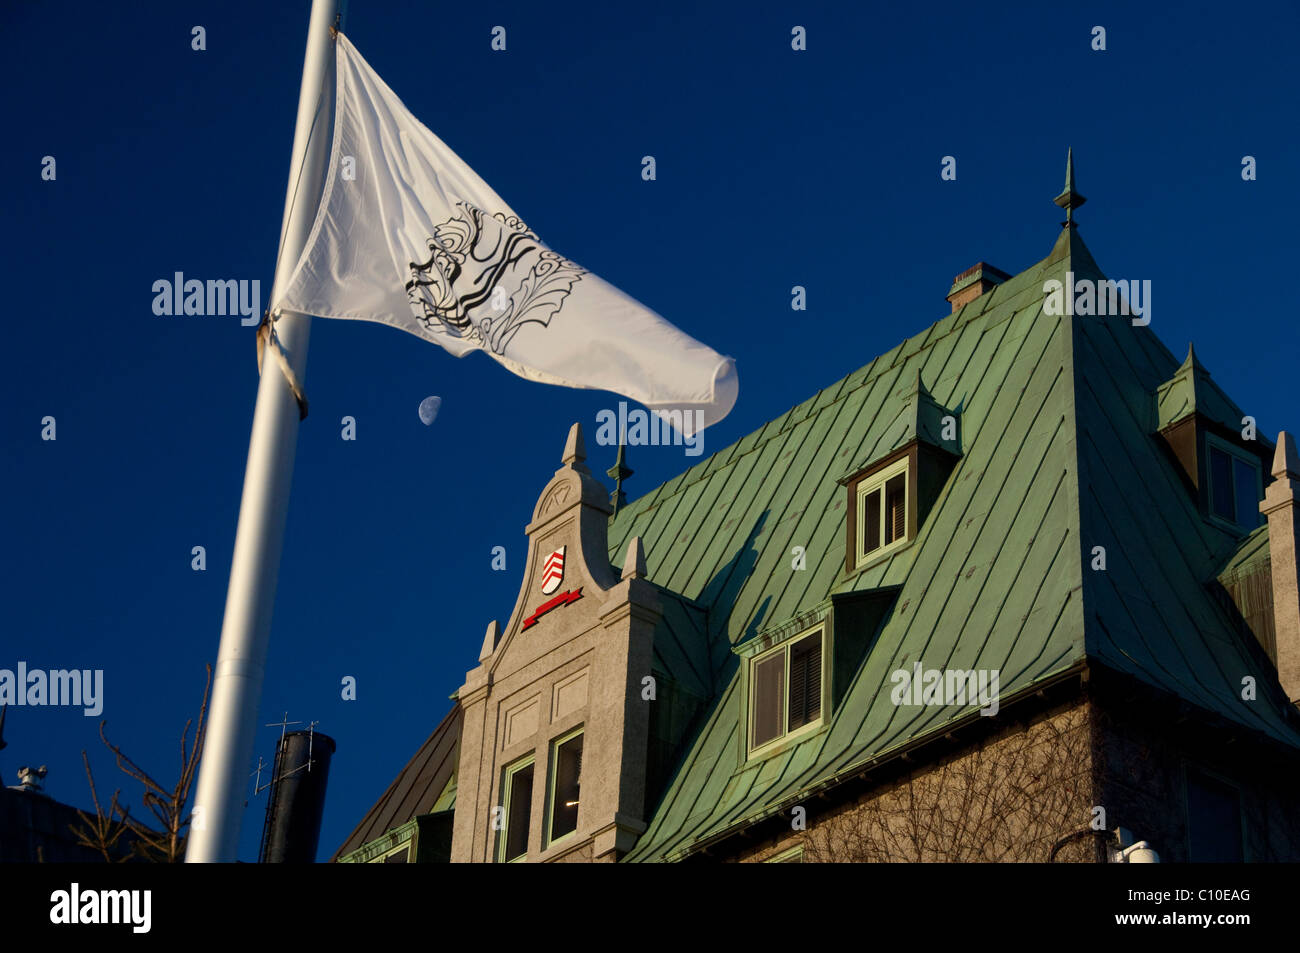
[256,309,310,420]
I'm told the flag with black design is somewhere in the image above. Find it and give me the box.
[274,33,737,429]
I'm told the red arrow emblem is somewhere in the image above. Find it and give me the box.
[522,587,583,630]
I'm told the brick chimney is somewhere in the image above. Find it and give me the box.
[1261,431,1300,706]
[946,262,1010,313]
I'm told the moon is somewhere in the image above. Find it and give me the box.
[418,396,442,426]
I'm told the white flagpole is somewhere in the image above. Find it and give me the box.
[186,0,341,862]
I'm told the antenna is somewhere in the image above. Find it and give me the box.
[253,713,316,796]
[249,755,267,805]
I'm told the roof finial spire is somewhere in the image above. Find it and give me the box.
[607,437,633,515]
[1053,147,1087,228]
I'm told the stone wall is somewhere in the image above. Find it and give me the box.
[733,700,1099,863]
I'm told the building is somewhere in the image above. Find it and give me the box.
[0,763,141,863]
[335,155,1300,863]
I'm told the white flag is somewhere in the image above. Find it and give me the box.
[274,34,738,429]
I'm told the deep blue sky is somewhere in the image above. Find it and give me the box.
[3,0,1296,862]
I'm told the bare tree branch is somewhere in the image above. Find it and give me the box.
[800,705,1100,862]
[88,664,213,863]
[69,749,133,862]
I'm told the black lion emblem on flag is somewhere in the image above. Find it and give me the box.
[404,203,587,355]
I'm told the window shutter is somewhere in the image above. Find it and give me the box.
[789,648,805,729]
[806,639,822,722]
[788,635,822,729]
[884,474,906,544]
[863,488,881,554]
[752,654,785,747]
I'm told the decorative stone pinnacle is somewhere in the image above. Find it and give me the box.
[479,619,500,662]
[1274,431,1300,480]
[622,536,647,581]
[562,422,587,469]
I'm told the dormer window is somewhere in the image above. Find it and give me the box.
[737,591,899,764]
[1154,345,1270,535]
[856,457,910,565]
[1206,433,1262,531]
[844,447,924,573]
[838,374,961,575]
[748,627,825,755]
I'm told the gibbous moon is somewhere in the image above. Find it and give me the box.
[418,396,442,426]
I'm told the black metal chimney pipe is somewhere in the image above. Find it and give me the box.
[259,730,336,863]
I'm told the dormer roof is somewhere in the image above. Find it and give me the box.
[1157,342,1252,434]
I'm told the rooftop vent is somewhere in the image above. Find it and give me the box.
[13,765,47,793]
[947,262,1010,313]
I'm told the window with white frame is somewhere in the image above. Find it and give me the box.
[1205,434,1262,531]
[497,755,535,862]
[546,728,583,847]
[749,628,824,755]
[855,456,909,566]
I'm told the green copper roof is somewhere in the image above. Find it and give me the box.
[606,220,1300,863]
[1218,524,1271,584]
[646,584,716,700]
[1068,241,1291,744]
